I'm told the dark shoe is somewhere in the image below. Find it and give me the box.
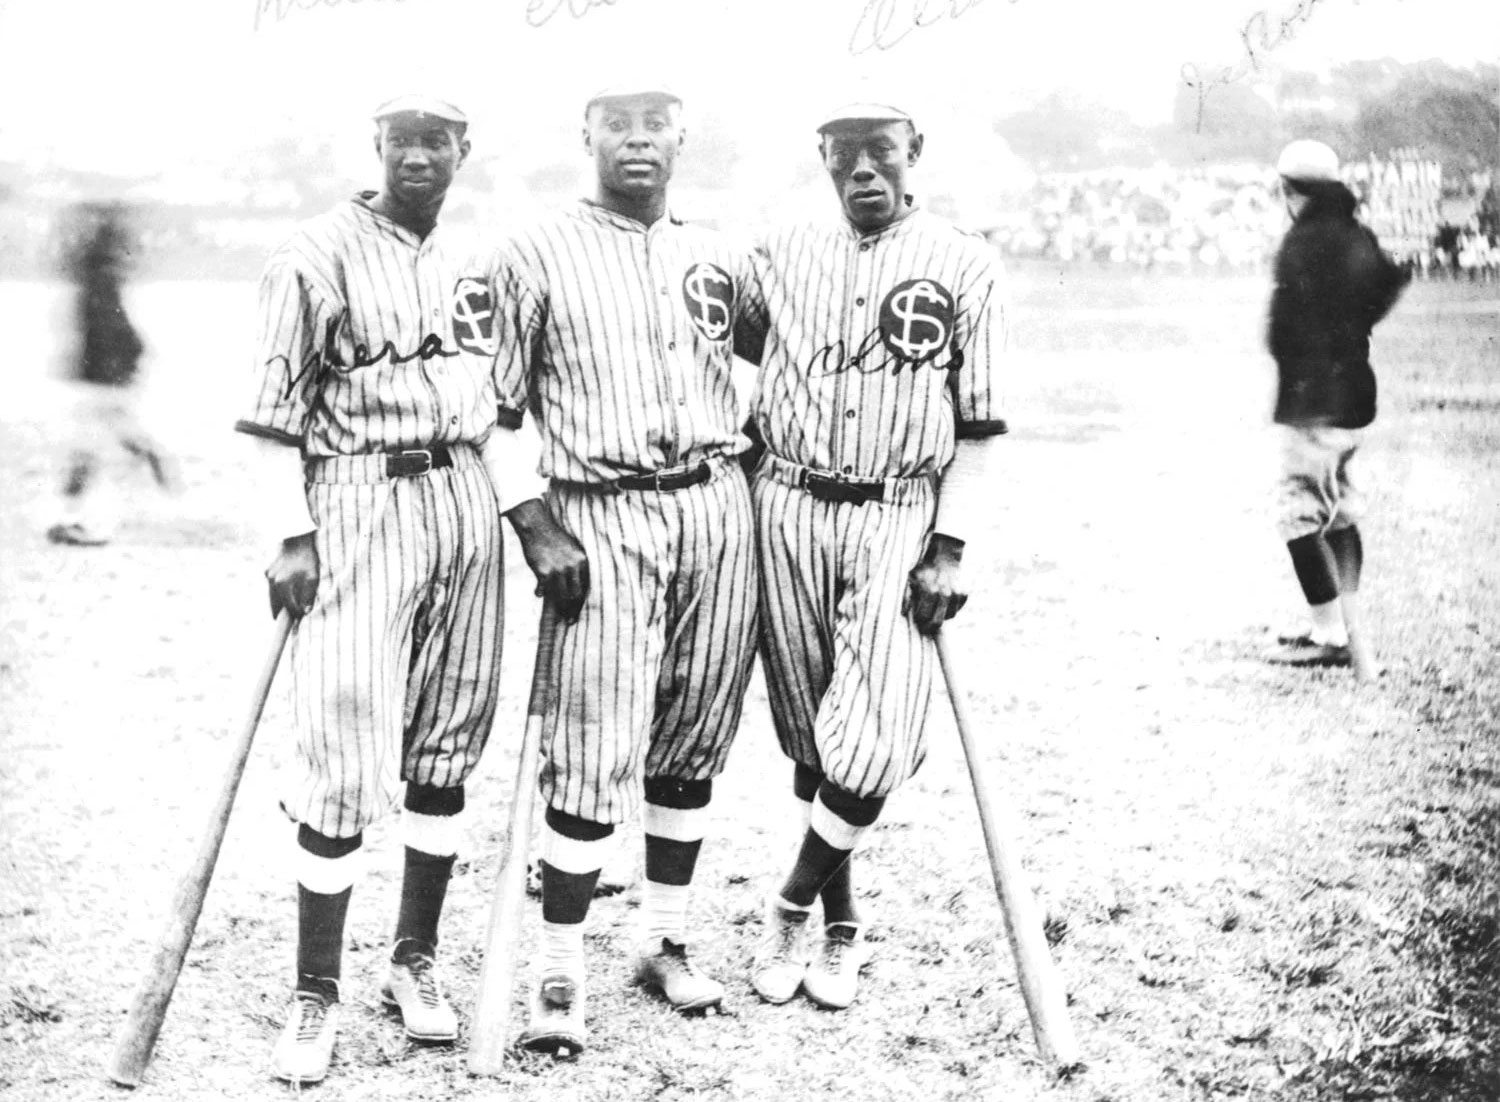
[1263,636,1351,667]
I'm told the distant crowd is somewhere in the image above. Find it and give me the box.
[989,156,1499,280]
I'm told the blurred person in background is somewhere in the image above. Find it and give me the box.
[1262,140,1409,681]
[47,201,176,546]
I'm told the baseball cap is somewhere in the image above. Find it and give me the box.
[1276,139,1339,182]
[585,84,682,113]
[816,102,914,134]
[372,95,468,125]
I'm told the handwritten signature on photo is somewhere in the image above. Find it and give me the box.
[848,0,1016,56]
[253,0,408,32]
[1181,0,1328,122]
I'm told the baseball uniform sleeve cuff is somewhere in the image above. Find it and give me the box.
[249,435,316,541]
[234,419,304,448]
[934,435,998,546]
[479,422,547,513]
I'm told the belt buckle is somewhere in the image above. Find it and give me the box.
[390,449,433,477]
[651,469,667,492]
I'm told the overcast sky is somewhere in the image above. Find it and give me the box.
[0,0,1494,177]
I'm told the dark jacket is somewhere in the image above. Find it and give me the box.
[1268,181,1409,428]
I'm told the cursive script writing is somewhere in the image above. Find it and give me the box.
[848,0,1016,56]
[254,0,407,31]
[277,315,460,400]
[1181,0,1326,130]
[526,0,620,28]
[806,284,992,378]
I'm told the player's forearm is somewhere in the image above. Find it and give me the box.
[933,435,999,550]
[248,435,315,543]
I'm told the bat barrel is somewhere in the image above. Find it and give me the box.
[936,631,1081,1069]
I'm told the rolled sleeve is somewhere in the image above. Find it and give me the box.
[950,254,1009,440]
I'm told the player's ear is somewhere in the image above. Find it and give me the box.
[582,125,593,156]
[908,131,925,166]
[457,136,472,170]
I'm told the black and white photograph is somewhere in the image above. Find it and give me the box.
[1,1,1497,1098]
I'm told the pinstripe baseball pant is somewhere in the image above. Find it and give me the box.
[285,445,505,839]
[539,460,758,824]
[752,460,939,799]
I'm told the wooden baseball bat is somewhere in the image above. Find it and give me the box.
[935,630,1081,1069]
[107,609,294,1088]
[469,601,561,1076]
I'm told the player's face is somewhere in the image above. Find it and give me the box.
[376,116,469,211]
[584,97,683,200]
[821,121,923,233]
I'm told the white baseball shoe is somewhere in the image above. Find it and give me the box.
[801,923,874,1010]
[272,986,340,1085]
[750,899,812,1004]
[380,941,458,1042]
[634,937,725,1012]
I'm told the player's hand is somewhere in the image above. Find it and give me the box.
[506,498,590,623]
[903,532,968,636]
[265,531,319,619]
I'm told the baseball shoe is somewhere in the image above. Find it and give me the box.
[750,899,811,1004]
[1263,635,1351,667]
[801,923,874,1010]
[517,973,586,1059]
[271,985,339,1085]
[380,939,458,1043]
[46,522,110,547]
[634,938,725,1012]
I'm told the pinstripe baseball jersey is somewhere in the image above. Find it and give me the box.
[742,207,1008,477]
[238,194,508,458]
[492,200,748,484]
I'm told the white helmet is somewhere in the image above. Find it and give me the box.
[1276,139,1339,182]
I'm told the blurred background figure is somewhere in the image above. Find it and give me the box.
[47,200,176,547]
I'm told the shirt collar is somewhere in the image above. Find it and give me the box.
[842,195,921,243]
[577,197,684,233]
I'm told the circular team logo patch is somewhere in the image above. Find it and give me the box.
[879,278,955,365]
[681,262,734,342]
[451,277,498,356]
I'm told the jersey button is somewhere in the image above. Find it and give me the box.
[845,409,856,419]
[855,297,865,306]
[842,465,853,474]
[450,415,459,425]
[668,341,676,350]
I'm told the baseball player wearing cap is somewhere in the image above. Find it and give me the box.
[490,84,758,1056]
[735,101,1007,1010]
[239,95,585,1085]
[1261,139,1408,680]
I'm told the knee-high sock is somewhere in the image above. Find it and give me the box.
[1326,525,1363,594]
[394,783,464,955]
[640,777,712,947]
[793,765,858,925]
[295,825,362,995]
[538,808,614,977]
[1287,533,1346,643]
[779,783,884,909]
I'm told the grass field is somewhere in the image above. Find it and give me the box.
[1,267,1497,1101]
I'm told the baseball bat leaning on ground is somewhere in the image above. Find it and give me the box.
[107,609,295,1088]
[469,601,561,1076]
[935,629,1082,1070]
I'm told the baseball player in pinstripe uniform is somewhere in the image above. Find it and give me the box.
[736,101,1008,1010]
[491,83,758,1056]
[238,95,586,1085]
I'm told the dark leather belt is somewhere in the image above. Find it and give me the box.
[613,461,712,492]
[385,446,453,478]
[800,469,885,505]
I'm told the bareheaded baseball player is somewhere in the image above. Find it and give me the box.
[1262,139,1407,680]
[239,94,584,1085]
[490,83,759,1057]
[736,100,1008,1010]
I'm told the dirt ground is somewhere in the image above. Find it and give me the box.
[2,268,1497,1101]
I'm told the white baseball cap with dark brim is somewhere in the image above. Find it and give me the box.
[585,84,682,113]
[816,102,913,134]
[372,95,468,125]
[1276,139,1339,182]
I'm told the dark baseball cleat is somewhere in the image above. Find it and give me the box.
[272,986,340,1085]
[381,940,458,1043]
[1263,636,1352,667]
[46,522,110,547]
[517,973,586,1059]
[634,937,725,1012]
[802,923,875,1010]
[750,898,811,1004]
